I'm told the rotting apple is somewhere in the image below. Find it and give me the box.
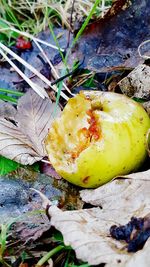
[45,91,150,188]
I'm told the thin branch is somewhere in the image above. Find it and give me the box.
[51,59,84,85]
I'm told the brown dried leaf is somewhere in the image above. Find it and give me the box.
[118,64,150,99]
[13,214,50,243]
[0,99,17,119]
[73,0,150,72]
[0,90,61,165]
[0,118,42,164]
[16,90,61,155]
[80,170,150,209]
[46,170,150,266]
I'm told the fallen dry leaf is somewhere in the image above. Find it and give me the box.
[0,99,17,119]
[16,90,61,155]
[12,213,50,243]
[0,118,41,164]
[80,169,150,208]
[45,170,150,266]
[0,90,61,165]
[73,0,150,72]
[121,238,150,267]
[118,64,150,99]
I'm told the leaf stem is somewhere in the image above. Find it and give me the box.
[36,245,64,267]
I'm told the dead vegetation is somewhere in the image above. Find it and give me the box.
[0,0,150,266]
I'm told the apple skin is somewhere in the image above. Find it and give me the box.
[45,91,150,188]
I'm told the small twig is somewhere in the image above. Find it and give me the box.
[51,59,84,85]
[51,71,74,85]
[71,72,94,89]
[37,54,46,66]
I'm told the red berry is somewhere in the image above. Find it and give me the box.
[16,36,32,50]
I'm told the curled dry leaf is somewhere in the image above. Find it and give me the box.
[0,90,61,165]
[46,170,150,266]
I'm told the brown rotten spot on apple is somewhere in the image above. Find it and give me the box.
[71,108,101,161]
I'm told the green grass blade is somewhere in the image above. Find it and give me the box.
[54,0,101,109]
[72,0,101,47]
[0,88,24,97]
[0,94,18,104]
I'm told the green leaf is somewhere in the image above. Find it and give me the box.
[0,156,20,175]
[52,230,64,242]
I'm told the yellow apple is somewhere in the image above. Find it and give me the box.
[45,91,150,188]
